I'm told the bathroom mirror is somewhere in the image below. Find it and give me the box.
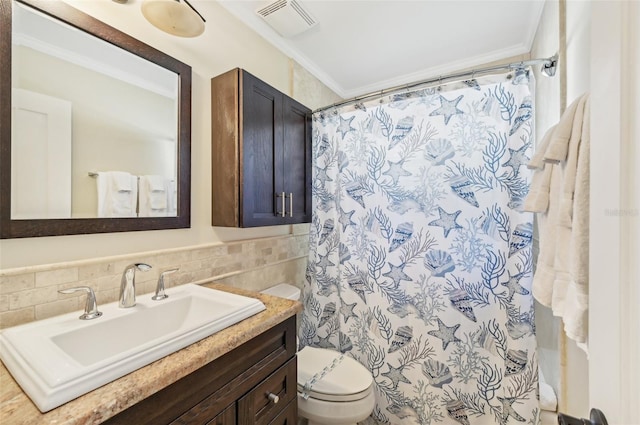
[0,0,191,238]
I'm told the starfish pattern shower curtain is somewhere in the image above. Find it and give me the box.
[301,71,538,425]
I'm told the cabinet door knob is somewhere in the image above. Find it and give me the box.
[266,392,279,404]
[280,192,286,217]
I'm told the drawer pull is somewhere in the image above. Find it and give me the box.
[266,392,279,404]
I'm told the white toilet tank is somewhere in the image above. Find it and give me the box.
[260,283,300,300]
[261,284,301,349]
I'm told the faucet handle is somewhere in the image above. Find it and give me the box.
[152,268,179,301]
[58,286,102,320]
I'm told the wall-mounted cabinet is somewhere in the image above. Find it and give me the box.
[211,68,312,227]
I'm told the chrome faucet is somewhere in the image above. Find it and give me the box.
[58,286,102,320]
[119,263,152,308]
[152,268,179,301]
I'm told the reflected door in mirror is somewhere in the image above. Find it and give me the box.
[12,88,72,219]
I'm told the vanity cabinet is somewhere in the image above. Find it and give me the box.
[211,68,312,227]
[103,316,297,425]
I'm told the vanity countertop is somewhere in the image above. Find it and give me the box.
[0,283,302,425]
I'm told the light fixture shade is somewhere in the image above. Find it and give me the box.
[141,0,205,38]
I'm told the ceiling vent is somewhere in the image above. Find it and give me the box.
[256,0,317,38]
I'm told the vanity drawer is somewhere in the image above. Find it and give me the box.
[267,399,297,425]
[238,357,297,425]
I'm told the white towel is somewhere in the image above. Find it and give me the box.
[523,94,590,352]
[562,97,590,349]
[112,172,133,191]
[96,171,138,217]
[146,175,165,191]
[523,125,556,213]
[542,97,582,164]
[139,175,169,217]
[167,179,177,216]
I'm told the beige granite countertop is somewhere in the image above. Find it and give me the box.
[0,283,301,425]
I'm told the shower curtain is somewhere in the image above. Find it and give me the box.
[301,71,538,425]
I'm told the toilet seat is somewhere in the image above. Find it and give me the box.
[296,384,372,402]
[297,346,373,402]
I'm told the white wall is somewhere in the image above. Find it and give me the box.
[0,0,339,269]
[561,0,591,417]
[531,3,591,415]
[530,0,563,398]
[589,2,640,423]
[532,0,640,424]
[533,1,640,422]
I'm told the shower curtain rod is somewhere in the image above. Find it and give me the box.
[313,54,558,114]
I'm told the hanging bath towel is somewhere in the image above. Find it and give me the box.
[524,93,590,350]
[96,171,138,217]
[139,175,170,217]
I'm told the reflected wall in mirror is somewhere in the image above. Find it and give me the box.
[0,0,192,238]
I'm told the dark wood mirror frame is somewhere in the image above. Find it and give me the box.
[0,0,191,239]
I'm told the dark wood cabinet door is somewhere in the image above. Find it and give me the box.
[104,317,297,425]
[211,68,312,228]
[281,97,312,224]
[206,404,236,425]
[237,359,296,425]
[267,400,296,425]
[241,71,284,227]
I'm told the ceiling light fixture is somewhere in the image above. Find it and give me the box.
[141,0,206,38]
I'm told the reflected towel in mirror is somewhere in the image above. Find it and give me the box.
[167,179,177,216]
[139,175,170,217]
[96,171,138,217]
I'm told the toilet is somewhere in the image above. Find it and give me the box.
[261,284,376,425]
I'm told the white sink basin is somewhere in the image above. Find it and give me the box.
[0,284,265,412]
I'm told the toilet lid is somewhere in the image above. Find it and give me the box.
[297,346,373,401]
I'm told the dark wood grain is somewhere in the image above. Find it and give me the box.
[206,404,236,425]
[211,68,242,227]
[241,71,283,227]
[104,316,297,425]
[282,97,312,224]
[210,69,312,228]
[263,399,297,425]
[237,359,296,425]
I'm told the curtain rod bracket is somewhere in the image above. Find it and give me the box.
[541,53,558,77]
